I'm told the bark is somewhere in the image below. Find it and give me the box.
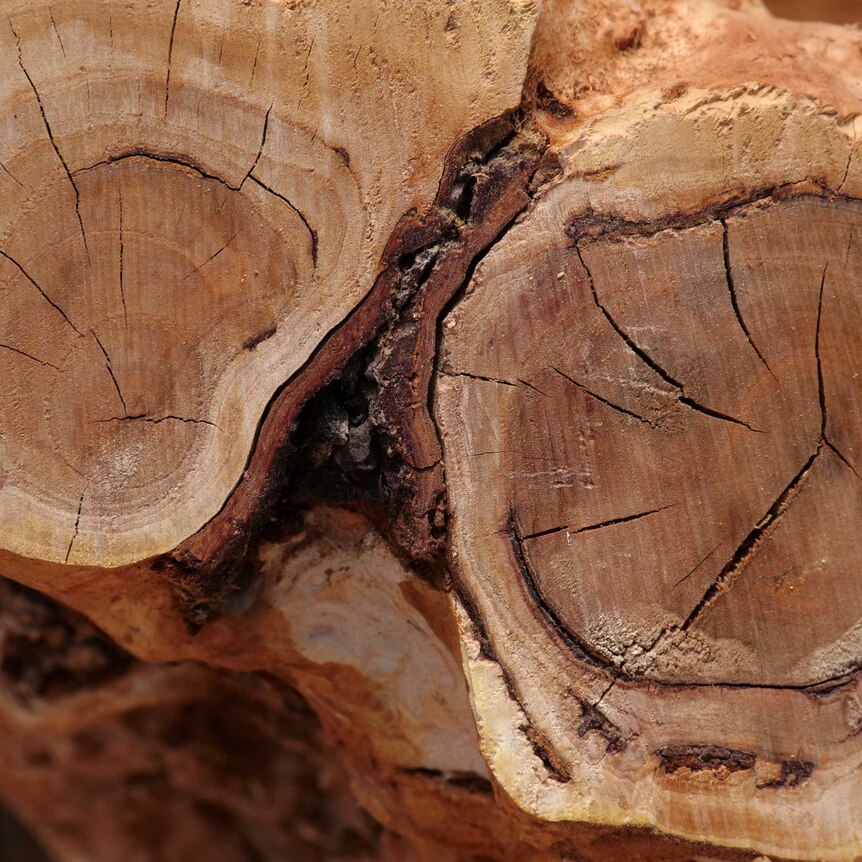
[0,0,860,860]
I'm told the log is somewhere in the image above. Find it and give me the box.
[0,0,860,860]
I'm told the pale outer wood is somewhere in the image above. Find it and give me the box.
[0,0,537,567]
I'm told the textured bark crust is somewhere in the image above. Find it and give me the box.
[1,0,862,860]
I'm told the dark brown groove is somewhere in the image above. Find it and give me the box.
[815,263,828,436]
[10,20,90,264]
[97,414,218,428]
[522,504,675,541]
[680,444,821,632]
[508,512,624,676]
[0,249,80,336]
[164,0,182,119]
[825,438,862,482]
[566,182,857,244]
[247,174,318,267]
[91,330,128,415]
[246,103,273,182]
[552,366,658,428]
[518,378,548,396]
[672,542,723,589]
[64,493,84,565]
[74,151,236,187]
[440,369,516,387]
[0,160,25,188]
[185,231,241,279]
[0,343,61,371]
[49,8,66,58]
[721,218,774,377]
[118,192,127,322]
[657,744,756,775]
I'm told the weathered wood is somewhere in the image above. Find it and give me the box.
[0,0,535,569]
[0,0,861,860]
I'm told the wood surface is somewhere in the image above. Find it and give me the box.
[0,0,860,860]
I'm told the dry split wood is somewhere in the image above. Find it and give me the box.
[0,0,861,860]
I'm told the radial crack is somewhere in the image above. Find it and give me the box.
[440,369,516,387]
[0,160,24,188]
[118,193,127,322]
[185,231,240,279]
[91,330,128,415]
[672,542,723,589]
[0,249,80,335]
[0,343,61,370]
[246,103,273,182]
[164,0,182,119]
[815,263,828,436]
[49,7,67,58]
[825,438,862,482]
[10,20,90,264]
[721,220,774,377]
[552,366,658,428]
[64,493,84,564]
[518,378,548,396]
[680,443,822,631]
[249,36,261,86]
[523,504,675,541]
[575,244,761,432]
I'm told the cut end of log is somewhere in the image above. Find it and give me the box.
[2,0,862,860]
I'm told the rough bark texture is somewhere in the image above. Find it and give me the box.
[0,0,861,860]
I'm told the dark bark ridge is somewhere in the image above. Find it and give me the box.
[160,112,548,627]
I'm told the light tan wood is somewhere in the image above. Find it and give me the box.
[1,0,862,860]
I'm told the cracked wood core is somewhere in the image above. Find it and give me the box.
[441,194,862,689]
[1,154,315,565]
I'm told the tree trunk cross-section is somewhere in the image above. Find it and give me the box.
[445,194,862,688]
[1,1,862,861]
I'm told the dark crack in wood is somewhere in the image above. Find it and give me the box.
[164,0,182,119]
[0,249,80,336]
[721,219,775,378]
[0,160,24,188]
[679,443,821,632]
[247,174,318,267]
[91,330,128,415]
[523,504,675,541]
[185,231,240,280]
[246,103,272,183]
[118,192,127,322]
[575,244,762,433]
[0,343,61,371]
[552,366,658,428]
[10,20,90,264]
[96,414,218,428]
[64,493,84,564]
